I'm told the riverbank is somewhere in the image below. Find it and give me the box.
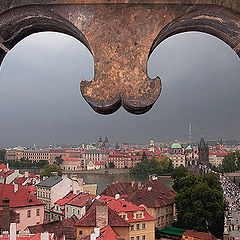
[63,168,130,175]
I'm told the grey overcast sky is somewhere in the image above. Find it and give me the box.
[0,31,239,147]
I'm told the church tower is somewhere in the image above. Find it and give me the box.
[98,136,103,149]
[198,138,209,166]
[104,136,109,148]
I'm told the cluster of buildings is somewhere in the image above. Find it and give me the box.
[3,137,233,173]
[0,157,226,240]
[0,159,179,240]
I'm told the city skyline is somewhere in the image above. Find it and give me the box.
[0,32,239,147]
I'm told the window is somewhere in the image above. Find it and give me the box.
[130,225,134,231]
[16,213,20,223]
[27,210,31,218]
[136,224,140,230]
[142,223,146,229]
[131,238,134,240]
[142,236,146,240]
[36,209,40,216]
[136,236,140,240]
[79,231,82,235]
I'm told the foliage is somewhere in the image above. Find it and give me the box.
[130,157,174,176]
[155,227,161,239]
[0,158,48,169]
[171,166,188,192]
[141,152,147,161]
[173,173,225,238]
[40,164,63,177]
[54,156,63,166]
[0,149,6,161]
[109,162,115,169]
[219,152,240,173]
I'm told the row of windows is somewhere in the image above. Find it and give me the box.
[130,223,146,231]
[16,209,40,223]
[131,236,146,240]
[38,192,50,198]
[157,206,172,214]
[65,206,82,216]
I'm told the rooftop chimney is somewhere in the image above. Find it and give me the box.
[10,223,16,240]
[94,228,100,238]
[148,187,152,191]
[41,232,49,240]
[96,205,108,229]
[85,198,92,212]
[24,172,29,178]
[2,198,10,232]
[14,184,18,193]
[115,194,120,200]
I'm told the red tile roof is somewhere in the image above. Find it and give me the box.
[67,193,96,207]
[28,215,78,240]
[0,233,53,240]
[146,180,176,199]
[55,192,77,206]
[99,196,155,223]
[62,157,81,162]
[183,230,217,240]
[101,182,139,196]
[0,164,7,170]
[97,225,123,240]
[126,187,174,208]
[0,184,44,208]
[100,196,144,212]
[0,171,14,178]
[101,179,176,200]
[75,202,129,227]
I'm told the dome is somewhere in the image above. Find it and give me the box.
[150,140,154,144]
[186,145,193,151]
[170,140,182,149]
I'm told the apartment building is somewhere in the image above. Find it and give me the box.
[36,174,83,221]
[0,184,44,232]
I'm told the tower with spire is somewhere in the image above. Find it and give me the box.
[103,136,109,149]
[188,123,192,142]
[198,138,209,166]
[98,136,103,149]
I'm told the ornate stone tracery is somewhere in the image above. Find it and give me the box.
[0,1,239,114]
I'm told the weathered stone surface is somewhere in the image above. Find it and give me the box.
[0,1,239,114]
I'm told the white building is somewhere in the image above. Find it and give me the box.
[36,173,83,221]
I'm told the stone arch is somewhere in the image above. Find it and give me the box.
[149,6,240,59]
[0,6,90,66]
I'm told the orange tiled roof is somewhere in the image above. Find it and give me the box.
[67,193,96,207]
[0,184,44,208]
[183,230,217,240]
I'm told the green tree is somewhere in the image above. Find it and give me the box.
[220,152,240,173]
[54,156,63,166]
[171,166,188,192]
[0,149,6,161]
[173,173,225,238]
[109,162,115,169]
[130,157,173,176]
[40,164,63,177]
[141,152,147,161]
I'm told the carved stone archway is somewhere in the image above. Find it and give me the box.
[0,1,239,115]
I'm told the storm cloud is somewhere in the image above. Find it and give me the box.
[0,32,239,147]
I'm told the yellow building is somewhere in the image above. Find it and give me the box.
[100,196,156,240]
